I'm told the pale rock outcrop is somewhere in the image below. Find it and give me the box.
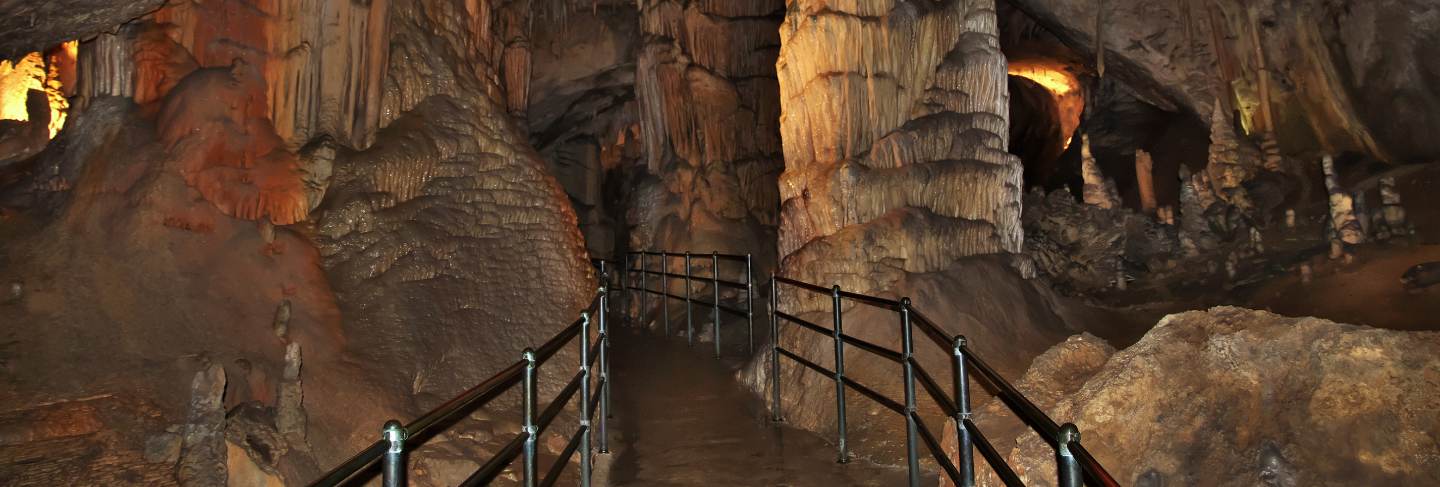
[775,0,1026,306]
[981,307,1440,486]
[631,0,784,263]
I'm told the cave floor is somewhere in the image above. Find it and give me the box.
[600,328,918,486]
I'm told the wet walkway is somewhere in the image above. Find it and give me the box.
[601,330,911,486]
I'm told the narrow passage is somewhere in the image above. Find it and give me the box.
[603,329,910,486]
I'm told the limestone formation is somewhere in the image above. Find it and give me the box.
[628,0,784,295]
[177,364,227,486]
[775,0,1027,303]
[983,307,1440,486]
[1004,0,1440,164]
[277,342,306,443]
[1205,101,1252,212]
[1321,155,1363,248]
[1374,176,1410,240]
[1080,135,1119,210]
[1134,149,1157,213]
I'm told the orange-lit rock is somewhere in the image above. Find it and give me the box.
[157,63,308,225]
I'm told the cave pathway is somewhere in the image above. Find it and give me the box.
[601,328,913,486]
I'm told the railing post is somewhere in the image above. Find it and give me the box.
[640,253,648,330]
[622,254,631,326]
[745,253,755,355]
[1058,423,1083,487]
[953,335,976,487]
[521,348,538,487]
[899,298,920,487]
[685,252,694,346]
[599,281,612,453]
[579,312,593,487]
[661,251,670,336]
[831,285,848,463]
[769,273,782,422]
[381,420,408,487]
[711,251,721,358]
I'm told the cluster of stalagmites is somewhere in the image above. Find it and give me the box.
[1032,87,1422,294]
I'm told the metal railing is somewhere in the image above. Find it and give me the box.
[621,251,756,357]
[768,274,1120,487]
[309,267,619,487]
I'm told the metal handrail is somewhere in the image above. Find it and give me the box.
[310,274,616,487]
[624,250,756,357]
[769,274,1119,487]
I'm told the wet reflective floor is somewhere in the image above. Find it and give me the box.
[601,329,916,486]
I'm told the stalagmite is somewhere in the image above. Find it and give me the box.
[1285,208,1296,229]
[1261,132,1283,172]
[272,300,291,339]
[1082,135,1119,209]
[1321,155,1363,250]
[1299,263,1313,283]
[1136,149,1157,213]
[178,364,227,487]
[1377,176,1410,239]
[1250,227,1264,253]
[1206,100,1252,211]
[277,342,306,442]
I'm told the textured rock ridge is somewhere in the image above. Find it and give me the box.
[630,0,784,262]
[775,0,1026,310]
[972,307,1440,486]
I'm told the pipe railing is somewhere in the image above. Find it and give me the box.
[622,250,755,357]
[769,274,1119,487]
[310,267,619,487]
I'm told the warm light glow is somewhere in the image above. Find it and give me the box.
[1008,60,1083,150]
[0,42,73,139]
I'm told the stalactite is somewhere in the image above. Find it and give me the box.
[1246,5,1275,136]
[1095,0,1106,78]
[76,30,135,107]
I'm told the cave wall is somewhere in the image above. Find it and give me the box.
[1006,0,1440,164]
[0,0,597,483]
[630,0,784,268]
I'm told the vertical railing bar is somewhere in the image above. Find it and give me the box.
[953,335,975,487]
[685,252,694,346]
[899,298,920,487]
[711,251,721,359]
[769,272,783,422]
[745,253,754,355]
[578,312,593,487]
[521,348,538,487]
[1058,423,1083,487]
[382,420,407,487]
[640,252,648,331]
[831,284,848,463]
[599,280,612,453]
[661,252,669,336]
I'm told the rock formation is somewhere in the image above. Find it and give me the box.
[628,0,784,269]
[774,0,1027,300]
[1005,0,1440,164]
[1080,135,1119,209]
[974,307,1440,486]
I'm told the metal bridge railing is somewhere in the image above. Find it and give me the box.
[768,274,1121,487]
[621,250,755,357]
[309,266,622,487]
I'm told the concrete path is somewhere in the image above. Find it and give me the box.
[601,329,913,486]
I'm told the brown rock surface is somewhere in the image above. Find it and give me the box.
[978,307,1440,486]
